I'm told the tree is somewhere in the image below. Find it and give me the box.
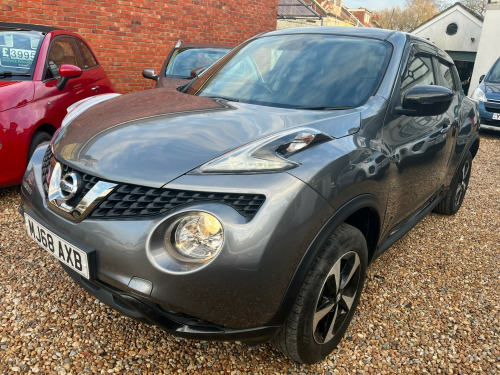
[377,0,488,32]
[458,0,487,16]
[378,0,444,32]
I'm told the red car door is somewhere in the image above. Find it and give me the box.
[73,38,114,96]
[41,36,114,117]
[41,36,89,114]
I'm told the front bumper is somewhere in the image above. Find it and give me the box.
[20,144,335,337]
[61,264,279,343]
[478,100,500,131]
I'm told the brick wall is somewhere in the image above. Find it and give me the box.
[2,0,278,93]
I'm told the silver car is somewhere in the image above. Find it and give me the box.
[20,27,479,364]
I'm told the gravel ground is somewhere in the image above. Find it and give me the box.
[1,133,499,374]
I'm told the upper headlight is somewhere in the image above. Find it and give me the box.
[190,128,333,174]
[471,87,486,102]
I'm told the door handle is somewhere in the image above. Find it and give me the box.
[91,86,100,92]
[440,124,451,134]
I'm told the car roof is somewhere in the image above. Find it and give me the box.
[0,22,60,33]
[262,26,398,41]
[261,26,454,64]
[176,42,233,50]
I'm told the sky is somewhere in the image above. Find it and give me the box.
[343,0,406,11]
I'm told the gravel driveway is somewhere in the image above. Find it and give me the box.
[1,134,499,374]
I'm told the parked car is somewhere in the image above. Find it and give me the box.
[471,57,500,131]
[20,27,479,364]
[0,22,115,187]
[142,39,231,87]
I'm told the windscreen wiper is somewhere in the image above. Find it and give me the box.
[0,72,31,77]
[295,105,355,110]
[203,95,240,102]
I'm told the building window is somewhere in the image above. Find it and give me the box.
[446,23,458,35]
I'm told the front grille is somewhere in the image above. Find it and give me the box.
[59,163,101,206]
[41,147,101,204]
[481,118,500,127]
[90,184,266,219]
[43,157,266,219]
[41,147,53,195]
[484,101,500,113]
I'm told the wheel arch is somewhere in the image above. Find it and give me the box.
[268,194,382,326]
[469,134,479,160]
[24,123,57,165]
[32,123,57,138]
[449,132,479,184]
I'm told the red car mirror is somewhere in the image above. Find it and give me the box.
[57,64,82,90]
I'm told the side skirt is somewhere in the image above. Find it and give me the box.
[373,189,444,261]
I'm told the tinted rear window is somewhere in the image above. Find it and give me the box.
[166,48,229,78]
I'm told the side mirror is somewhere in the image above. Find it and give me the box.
[189,66,205,79]
[396,84,453,117]
[57,64,82,91]
[479,74,485,84]
[142,68,159,81]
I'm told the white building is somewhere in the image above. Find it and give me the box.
[469,1,500,95]
[412,2,483,95]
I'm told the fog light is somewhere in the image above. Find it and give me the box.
[166,212,224,263]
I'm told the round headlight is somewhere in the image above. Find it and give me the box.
[166,212,224,263]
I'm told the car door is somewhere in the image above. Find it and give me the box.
[382,43,456,228]
[39,36,113,127]
[40,35,89,125]
[33,36,84,129]
[73,38,114,95]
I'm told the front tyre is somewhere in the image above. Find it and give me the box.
[27,131,52,165]
[434,151,472,215]
[273,223,368,364]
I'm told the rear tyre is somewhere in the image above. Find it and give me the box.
[27,131,52,165]
[273,223,368,364]
[433,151,472,215]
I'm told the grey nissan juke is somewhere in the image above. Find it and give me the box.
[20,27,480,364]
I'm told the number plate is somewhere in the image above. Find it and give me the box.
[24,214,91,279]
[492,113,500,120]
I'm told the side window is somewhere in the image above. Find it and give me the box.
[400,53,435,98]
[438,62,457,91]
[44,37,82,80]
[74,38,98,69]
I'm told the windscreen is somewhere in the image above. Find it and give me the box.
[0,29,43,75]
[194,34,392,109]
[165,48,230,78]
[486,59,500,83]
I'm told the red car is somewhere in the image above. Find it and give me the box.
[0,22,114,187]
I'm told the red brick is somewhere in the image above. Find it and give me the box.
[5,0,277,93]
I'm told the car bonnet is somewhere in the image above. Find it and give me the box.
[52,88,360,187]
[0,81,35,112]
[484,81,500,100]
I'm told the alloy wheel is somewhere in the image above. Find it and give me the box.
[312,251,361,344]
[454,158,471,207]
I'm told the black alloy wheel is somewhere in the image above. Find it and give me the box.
[434,151,472,215]
[453,156,471,208]
[312,251,361,344]
[273,223,368,364]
